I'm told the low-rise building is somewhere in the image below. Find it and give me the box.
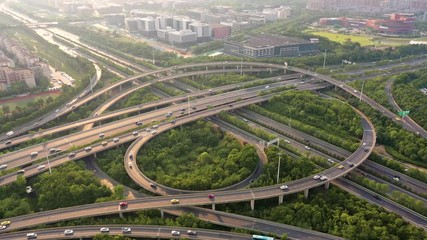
[224,35,319,58]
[168,30,197,47]
[0,67,36,89]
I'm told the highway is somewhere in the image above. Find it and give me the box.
[237,109,427,195]
[214,116,427,228]
[0,80,310,171]
[85,157,343,240]
[0,90,376,232]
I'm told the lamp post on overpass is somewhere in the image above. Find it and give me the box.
[322,50,327,69]
[44,148,52,175]
[277,152,282,184]
[359,80,366,102]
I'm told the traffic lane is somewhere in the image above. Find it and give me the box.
[333,178,427,229]
[363,173,427,206]
[1,225,253,240]
[174,207,344,240]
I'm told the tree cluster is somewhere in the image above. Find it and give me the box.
[138,121,259,190]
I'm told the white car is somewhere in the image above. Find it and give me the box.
[171,230,180,236]
[113,138,119,143]
[100,227,109,233]
[187,230,197,235]
[122,227,131,233]
[264,85,270,89]
[84,147,92,152]
[280,185,288,190]
[320,175,328,181]
[304,146,311,150]
[313,175,320,180]
[6,131,13,136]
[0,164,7,170]
[64,229,73,235]
[37,165,45,170]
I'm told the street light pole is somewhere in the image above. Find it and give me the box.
[276,153,282,184]
[45,148,52,175]
[323,49,327,69]
[187,95,190,115]
[359,80,365,102]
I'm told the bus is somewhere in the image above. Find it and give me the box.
[253,235,274,240]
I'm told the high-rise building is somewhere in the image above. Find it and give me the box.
[189,22,211,39]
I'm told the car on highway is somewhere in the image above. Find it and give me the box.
[171,199,180,204]
[26,233,37,239]
[304,146,311,150]
[393,176,400,182]
[33,122,39,126]
[280,185,288,190]
[64,229,73,235]
[353,90,358,93]
[362,142,367,146]
[347,162,354,167]
[171,230,180,236]
[151,130,157,135]
[373,194,381,200]
[30,151,38,157]
[1,221,10,226]
[0,225,6,230]
[208,194,215,199]
[37,165,45,170]
[100,227,109,233]
[84,147,92,152]
[150,183,157,189]
[338,165,344,169]
[129,154,133,160]
[0,164,7,170]
[313,175,320,180]
[152,125,159,129]
[101,141,108,146]
[99,133,105,138]
[49,148,56,153]
[122,227,131,233]
[320,175,328,181]
[132,131,139,136]
[170,119,176,124]
[68,152,76,158]
[119,202,128,208]
[187,230,197,235]
[6,131,13,136]
[4,141,12,145]
[327,159,334,164]
[136,121,143,126]
[17,169,25,175]
[128,162,132,168]
[113,138,120,143]
[55,109,59,113]
[264,85,270,89]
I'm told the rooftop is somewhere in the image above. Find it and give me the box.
[243,35,310,48]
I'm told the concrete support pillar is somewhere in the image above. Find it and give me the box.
[206,66,208,71]
[160,210,164,218]
[278,195,284,205]
[94,152,97,158]
[212,204,215,211]
[325,181,330,190]
[119,211,124,218]
[184,68,186,72]
[223,65,225,70]
[284,70,287,74]
[236,66,239,70]
[304,188,309,199]
[250,199,255,211]
[192,75,194,81]
[250,66,253,69]
[119,84,122,91]
[270,68,272,74]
